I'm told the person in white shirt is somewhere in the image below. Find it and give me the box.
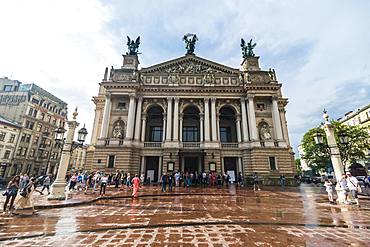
[346,172,360,206]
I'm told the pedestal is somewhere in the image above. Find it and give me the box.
[47,180,67,200]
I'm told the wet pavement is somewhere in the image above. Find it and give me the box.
[0,184,369,246]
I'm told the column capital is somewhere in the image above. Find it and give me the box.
[105,93,112,99]
[204,97,209,102]
[174,97,180,102]
[271,95,279,101]
[211,98,216,103]
[247,94,255,100]
[167,97,173,102]
[141,114,147,120]
[129,93,136,99]
[236,114,241,121]
[137,96,143,101]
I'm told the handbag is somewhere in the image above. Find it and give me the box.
[19,189,28,197]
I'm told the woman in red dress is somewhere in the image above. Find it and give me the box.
[131,174,141,198]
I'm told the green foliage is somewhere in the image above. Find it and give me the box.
[295,158,302,175]
[301,121,370,173]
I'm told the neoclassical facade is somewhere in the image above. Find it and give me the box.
[88,45,296,184]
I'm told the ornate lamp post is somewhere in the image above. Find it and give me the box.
[48,108,88,200]
[314,110,348,203]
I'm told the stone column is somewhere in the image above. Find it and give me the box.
[204,98,210,142]
[166,97,173,140]
[162,114,167,141]
[280,109,290,145]
[91,107,102,144]
[134,97,143,141]
[141,115,146,142]
[247,95,258,140]
[271,96,283,140]
[125,94,137,140]
[48,109,79,200]
[322,111,345,203]
[236,115,242,143]
[240,97,249,142]
[179,114,183,142]
[200,114,204,142]
[173,97,179,141]
[216,113,220,141]
[140,156,145,175]
[211,98,217,141]
[99,94,111,138]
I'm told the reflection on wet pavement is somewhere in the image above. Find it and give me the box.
[0,184,369,246]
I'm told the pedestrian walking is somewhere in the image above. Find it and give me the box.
[346,172,360,206]
[339,174,350,204]
[19,174,29,190]
[114,170,121,188]
[253,172,261,191]
[280,175,286,189]
[41,175,51,195]
[69,173,77,191]
[324,179,335,204]
[2,175,20,215]
[100,174,108,195]
[126,173,132,189]
[237,172,244,187]
[161,173,167,192]
[131,174,141,198]
[175,172,180,187]
[13,177,42,215]
[168,173,174,192]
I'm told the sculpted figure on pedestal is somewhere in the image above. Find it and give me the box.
[259,123,272,140]
[112,121,124,139]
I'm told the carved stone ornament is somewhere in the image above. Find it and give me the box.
[163,61,224,75]
[112,121,125,139]
[259,123,272,141]
[168,73,180,84]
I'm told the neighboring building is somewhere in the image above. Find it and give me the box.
[0,77,68,177]
[0,115,22,177]
[338,103,370,172]
[88,38,296,185]
[68,145,87,171]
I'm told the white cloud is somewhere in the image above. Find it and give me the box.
[0,0,369,151]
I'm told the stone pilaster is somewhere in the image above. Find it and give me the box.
[166,97,173,140]
[125,94,136,140]
[211,98,217,141]
[271,96,283,141]
[134,96,143,141]
[240,97,249,142]
[173,97,179,141]
[246,95,258,141]
[204,98,210,142]
[99,94,111,138]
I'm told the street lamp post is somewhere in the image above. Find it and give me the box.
[314,110,347,203]
[48,108,88,200]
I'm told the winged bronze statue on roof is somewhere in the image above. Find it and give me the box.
[241,38,257,58]
[126,36,140,55]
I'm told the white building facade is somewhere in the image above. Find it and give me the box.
[88,44,296,185]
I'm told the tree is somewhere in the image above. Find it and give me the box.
[295,158,302,175]
[301,121,370,173]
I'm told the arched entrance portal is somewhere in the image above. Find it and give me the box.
[145,105,164,142]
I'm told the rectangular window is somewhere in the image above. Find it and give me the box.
[20,133,26,142]
[28,108,34,116]
[33,135,39,144]
[150,126,163,142]
[3,150,11,159]
[16,147,22,156]
[183,126,199,142]
[108,155,115,168]
[269,156,277,170]
[117,102,126,109]
[33,110,38,118]
[3,85,12,92]
[40,113,45,120]
[9,134,15,143]
[0,132,6,141]
[31,98,39,104]
[29,149,35,157]
[220,127,231,143]
[25,134,31,143]
[22,148,28,156]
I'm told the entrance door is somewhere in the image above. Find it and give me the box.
[224,157,237,183]
[145,156,159,183]
[184,157,199,173]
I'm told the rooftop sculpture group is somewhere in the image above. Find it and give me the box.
[125,34,257,59]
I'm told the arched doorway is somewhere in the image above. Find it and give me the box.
[219,106,237,143]
[145,105,164,142]
[182,105,200,142]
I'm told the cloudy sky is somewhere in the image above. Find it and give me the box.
[0,0,369,153]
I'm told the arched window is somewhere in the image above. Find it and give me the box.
[182,105,200,142]
[146,105,164,142]
[219,106,237,143]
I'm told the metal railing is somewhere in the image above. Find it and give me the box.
[221,143,239,148]
[182,142,200,148]
[144,142,162,148]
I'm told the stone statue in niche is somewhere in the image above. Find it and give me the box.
[259,123,272,140]
[112,121,124,139]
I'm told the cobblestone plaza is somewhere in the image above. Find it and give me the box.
[1,184,369,246]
